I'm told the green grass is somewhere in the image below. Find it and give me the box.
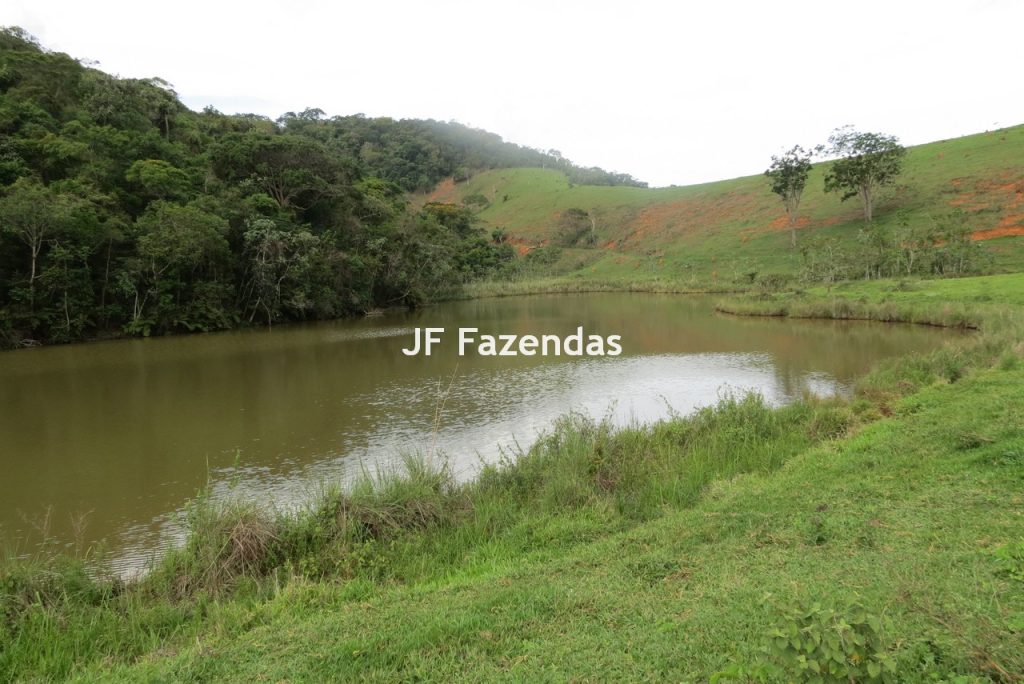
[430,124,1024,286]
[811,272,1024,307]
[715,273,1024,336]
[1,393,851,681]
[461,275,740,299]
[68,360,1024,681]
[3,274,1024,681]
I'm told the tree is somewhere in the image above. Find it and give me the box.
[931,208,989,276]
[765,145,815,248]
[121,201,231,334]
[799,236,848,286]
[210,132,345,212]
[0,28,593,346]
[125,159,192,200]
[0,177,81,314]
[241,218,322,326]
[37,241,94,341]
[555,208,595,247]
[823,127,905,223]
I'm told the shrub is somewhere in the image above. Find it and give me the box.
[764,595,897,682]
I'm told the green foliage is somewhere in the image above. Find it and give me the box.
[124,159,191,200]
[761,595,898,682]
[929,209,992,277]
[114,201,233,335]
[524,245,562,266]
[766,144,816,247]
[992,540,1024,583]
[824,127,906,222]
[564,165,645,187]
[418,202,515,287]
[462,192,490,209]
[0,175,96,337]
[799,235,848,284]
[555,207,595,247]
[162,496,280,596]
[0,28,540,346]
[241,218,326,324]
[796,210,991,284]
[274,111,645,193]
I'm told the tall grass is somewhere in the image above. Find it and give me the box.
[460,275,739,299]
[3,284,1022,680]
[0,391,852,680]
[715,293,988,329]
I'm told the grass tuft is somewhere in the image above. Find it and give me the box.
[156,498,279,597]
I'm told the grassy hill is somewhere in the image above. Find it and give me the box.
[426,125,1024,285]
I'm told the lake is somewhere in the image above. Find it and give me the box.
[0,293,958,573]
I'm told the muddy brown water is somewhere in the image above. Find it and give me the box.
[0,293,959,573]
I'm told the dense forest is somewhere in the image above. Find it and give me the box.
[0,28,643,348]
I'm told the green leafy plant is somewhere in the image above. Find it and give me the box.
[763,594,897,682]
[992,540,1024,583]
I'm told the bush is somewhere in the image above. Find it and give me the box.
[760,595,897,682]
[554,208,595,247]
[755,273,793,293]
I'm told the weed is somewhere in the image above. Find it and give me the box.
[992,540,1024,583]
[762,595,898,682]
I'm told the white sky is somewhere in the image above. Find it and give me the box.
[2,0,1022,187]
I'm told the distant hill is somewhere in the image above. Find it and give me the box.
[0,28,643,194]
[275,113,646,192]
[0,26,643,346]
[2,23,1022,346]
[428,126,1024,284]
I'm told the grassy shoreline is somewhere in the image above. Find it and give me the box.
[458,275,738,299]
[714,273,1024,334]
[715,294,986,330]
[3,275,1023,681]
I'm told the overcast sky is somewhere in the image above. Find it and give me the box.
[2,0,1022,187]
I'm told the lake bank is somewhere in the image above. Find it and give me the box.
[0,293,952,574]
[2,277,1022,681]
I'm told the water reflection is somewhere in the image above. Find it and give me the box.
[0,293,958,573]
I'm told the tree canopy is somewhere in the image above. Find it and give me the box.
[765,145,816,248]
[823,127,905,223]
[0,27,641,347]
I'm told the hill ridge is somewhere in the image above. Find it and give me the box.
[427,124,1024,283]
